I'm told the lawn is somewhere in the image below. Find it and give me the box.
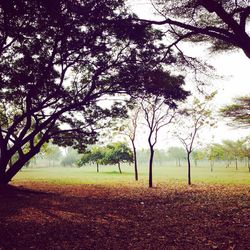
[12,163,250,186]
[0,164,249,249]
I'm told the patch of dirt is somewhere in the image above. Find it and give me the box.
[0,182,249,250]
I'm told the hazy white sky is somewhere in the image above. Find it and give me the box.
[125,0,250,149]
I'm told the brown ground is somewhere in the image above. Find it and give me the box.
[0,182,249,250]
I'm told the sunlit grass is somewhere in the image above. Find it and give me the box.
[12,162,250,186]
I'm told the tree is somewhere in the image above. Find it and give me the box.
[207,143,225,171]
[118,107,141,180]
[42,144,62,167]
[78,146,104,173]
[139,0,250,58]
[141,95,181,188]
[220,96,250,127]
[192,149,206,167]
[242,137,250,172]
[175,93,216,185]
[167,147,186,167]
[102,142,133,174]
[61,148,80,167]
[0,0,188,185]
[221,139,246,170]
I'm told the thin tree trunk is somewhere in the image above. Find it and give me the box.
[248,157,250,172]
[97,163,99,173]
[235,158,238,170]
[187,152,191,185]
[210,160,214,172]
[149,147,154,188]
[118,162,122,174]
[178,158,181,167]
[132,142,138,181]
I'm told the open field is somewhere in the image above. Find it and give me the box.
[0,165,249,249]
[12,163,250,186]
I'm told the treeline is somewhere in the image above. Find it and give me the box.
[28,138,250,173]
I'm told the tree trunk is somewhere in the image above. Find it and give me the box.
[149,147,154,188]
[118,162,122,174]
[96,163,99,173]
[178,158,181,167]
[0,147,40,185]
[187,152,191,185]
[248,157,250,172]
[210,160,214,172]
[235,158,238,170]
[132,141,138,181]
[0,152,11,186]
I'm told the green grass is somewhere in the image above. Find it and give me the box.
[12,162,250,186]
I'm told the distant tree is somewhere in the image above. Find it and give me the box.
[167,147,186,167]
[102,142,133,174]
[42,144,62,167]
[220,96,250,128]
[222,139,246,170]
[140,1,250,59]
[61,148,80,167]
[175,93,216,185]
[242,137,250,172]
[78,146,104,173]
[207,144,225,172]
[192,149,206,167]
[141,96,180,188]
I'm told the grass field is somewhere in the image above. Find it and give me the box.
[12,163,250,186]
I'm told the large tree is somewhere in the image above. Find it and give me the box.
[138,0,250,58]
[0,0,189,185]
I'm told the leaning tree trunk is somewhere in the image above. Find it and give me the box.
[187,152,191,185]
[132,141,138,181]
[118,162,122,174]
[149,146,154,188]
[0,150,12,186]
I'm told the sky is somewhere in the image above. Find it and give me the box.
[125,0,250,149]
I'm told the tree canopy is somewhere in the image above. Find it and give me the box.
[220,96,250,127]
[139,0,250,58]
[0,0,189,185]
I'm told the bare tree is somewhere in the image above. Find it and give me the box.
[124,108,140,181]
[175,93,216,185]
[141,96,176,188]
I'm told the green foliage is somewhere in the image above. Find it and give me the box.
[77,146,104,167]
[167,147,186,160]
[78,142,133,168]
[220,96,250,128]
[102,142,133,165]
[207,137,250,163]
